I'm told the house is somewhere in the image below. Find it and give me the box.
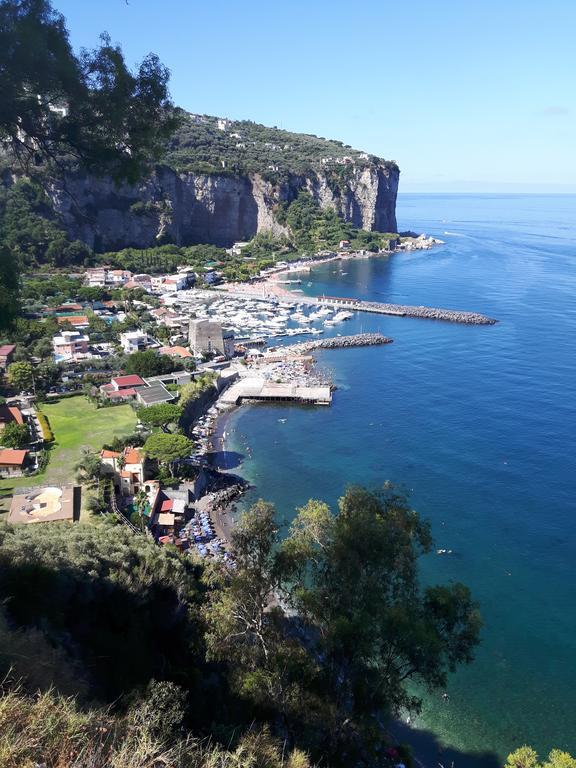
[120,330,150,354]
[8,484,79,523]
[151,488,190,536]
[0,344,15,370]
[339,240,351,250]
[0,404,24,433]
[0,448,29,477]
[85,267,108,287]
[99,374,146,400]
[52,330,90,361]
[100,445,147,496]
[55,303,83,314]
[107,269,132,286]
[159,345,193,359]
[57,315,90,330]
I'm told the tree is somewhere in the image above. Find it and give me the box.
[6,361,34,392]
[0,245,20,330]
[143,432,193,476]
[125,350,178,378]
[74,448,106,488]
[506,747,576,768]
[206,487,481,762]
[0,422,30,449]
[0,0,177,183]
[137,403,182,433]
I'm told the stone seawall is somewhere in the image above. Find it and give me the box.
[291,332,393,353]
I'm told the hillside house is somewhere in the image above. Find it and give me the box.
[0,404,25,433]
[100,446,147,496]
[53,330,90,361]
[0,449,29,477]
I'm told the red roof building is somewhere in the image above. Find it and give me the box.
[111,375,146,390]
[0,449,28,477]
[0,405,24,428]
[0,344,15,369]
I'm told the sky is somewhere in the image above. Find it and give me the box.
[53,0,576,192]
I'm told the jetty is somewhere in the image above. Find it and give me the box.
[219,377,332,407]
[310,296,496,325]
[216,288,497,325]
[290,332,393,353]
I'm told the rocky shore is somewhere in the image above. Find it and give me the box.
[350,301,497,325]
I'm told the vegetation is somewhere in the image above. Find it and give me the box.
[6,361,34,392]
[0,486,479,766]
[506,747,576,768]
[0,684,312,768]
[0,397,135,503]
[143,432,194,475]
[125,350,180,378]
[36,412,54,442]
[0,0,176,183]
[278,191,396,254]
[0,422,30,449]
[137,402,182,433]
[179,373,218,407]
[165,111,398,180]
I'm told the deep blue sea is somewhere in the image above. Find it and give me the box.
[218,194,576,762]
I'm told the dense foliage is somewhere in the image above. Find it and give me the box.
[0,421,29,448]
[0,485,480,766]
[125,350,179,377]
[165,111,398,180]
[506,747,576,768]
[0,0,176,183]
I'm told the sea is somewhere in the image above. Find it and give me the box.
[215,194,576,764]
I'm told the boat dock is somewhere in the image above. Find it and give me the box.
[219,377,332,407]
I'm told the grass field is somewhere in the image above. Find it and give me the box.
[0,397,137,511]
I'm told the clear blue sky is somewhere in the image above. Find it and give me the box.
[53,0,576,192]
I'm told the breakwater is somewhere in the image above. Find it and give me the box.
[291,332,393,353]
[316,296,497,325]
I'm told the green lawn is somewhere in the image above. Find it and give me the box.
[0,397,137,511]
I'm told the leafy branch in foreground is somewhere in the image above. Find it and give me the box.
[0,0,177,183]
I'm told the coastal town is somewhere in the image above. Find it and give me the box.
[0,236,498,565]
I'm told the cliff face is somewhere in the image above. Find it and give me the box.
[48,163,399,251]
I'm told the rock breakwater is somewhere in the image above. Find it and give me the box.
[292,332,393,353]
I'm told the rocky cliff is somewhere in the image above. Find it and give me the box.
[48,162,399,251]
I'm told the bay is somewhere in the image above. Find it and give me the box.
[218,194,576,761]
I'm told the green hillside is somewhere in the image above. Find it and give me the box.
[164,110,398,178]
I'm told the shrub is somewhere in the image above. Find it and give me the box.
[36,412,54,442]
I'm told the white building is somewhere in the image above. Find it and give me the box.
[120,330,150,354]
[52,331,90,361]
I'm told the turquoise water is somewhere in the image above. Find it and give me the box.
[219,194,576,761]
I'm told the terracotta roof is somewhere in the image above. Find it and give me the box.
[160,499,174,512]
[57,315,89,326]
[0,345,16,356]
[0,405,24,426]
[0,449,28,466]
[112,375,145,388]
[123,447,142,465]
[159,346,193,358]
[107,388,137,398]
[100,449,121,459]
[120,470,133,479]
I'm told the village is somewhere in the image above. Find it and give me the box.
[0,246,377,564]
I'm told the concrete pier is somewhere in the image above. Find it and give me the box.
[219,377,332,407]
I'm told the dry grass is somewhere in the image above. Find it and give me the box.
[0,684,312,768]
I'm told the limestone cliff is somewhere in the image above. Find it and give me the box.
[47,162,398,251]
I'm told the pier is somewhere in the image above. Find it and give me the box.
[219,377,332,407]
[216,288,497,325]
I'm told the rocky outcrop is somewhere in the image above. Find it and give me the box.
[46,162,399,251]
